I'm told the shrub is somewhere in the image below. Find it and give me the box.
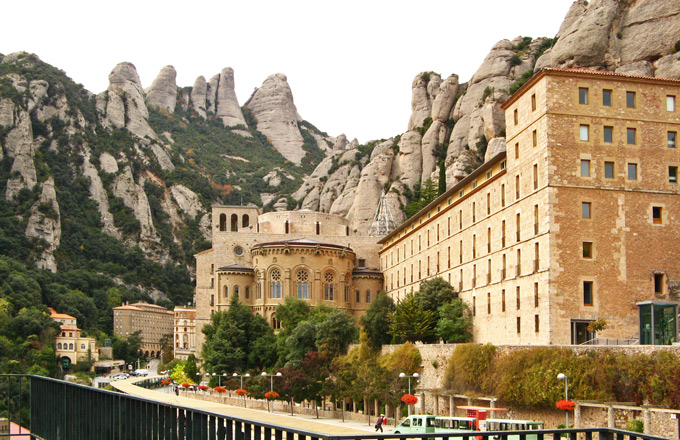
[509,54,522,67]
[626,420,643,433]
[443,343,497,395]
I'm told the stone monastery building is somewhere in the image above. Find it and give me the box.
[379,68,680,345]
[194,68,679,350]
[194,209,383,350]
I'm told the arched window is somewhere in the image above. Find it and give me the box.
[224,285,228,298]
[57,343,62,349]
[69,343,74,350]
[272,315,281,329]
[271,269,282,298]
[296,270,310,299]
[231,214,238,232]
[219,214,227,231]
[324,272,335,301]
[245,286,250,299]
[242,214,249,228]
[366,290,372,303]
[234,285,239,297]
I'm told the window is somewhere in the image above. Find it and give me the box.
[535,315,540,333]
[355,290,360,303]
[531,93,536,111]
[533,164,538,189]
[516,286,521,310]
[580,159,590,177]
[583,281,593,306]
[245,286,250,299]
[652,206,663,224]
[580,125,589,141]
[516,317,521,334]
[603,89,612,106]
[501,184,505,207]
[297,270,309,299]
[582,242,593,259]
[516,175,520,200]
[532,130,537,147]
[627,128,636,145]
[667,96,675,112]
[626,91,635,108]
[515,142,520,159]
[502,289,506,312]
[654,273,665,294]
[271,269,282,298]
[668,131,676,148]
[534,282,539,307]
[603,126,613,143]
[513,109,518,125]
[669,166,678,183]
[604,161,615,179]
[224,285,228,298]
[487,193,491,215]
[582,202,591,219]
[487,292,491,314]
[324,272,335,300]
[627,163,638,180]
[579,88,588,104]
[366,290,371,303]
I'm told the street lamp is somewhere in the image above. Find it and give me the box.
[557,373,569,428]
[233,372,251,407]
[399,372,419,415]
[261,371,282,413]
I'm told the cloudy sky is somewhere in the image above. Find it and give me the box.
[2,0,574,143]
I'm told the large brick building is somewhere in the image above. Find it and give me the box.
[194,208,383,351]
[378,68,680,345]
[113,302,174,358]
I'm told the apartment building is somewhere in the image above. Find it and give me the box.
[379,68,680,345]
[113,302,174,358]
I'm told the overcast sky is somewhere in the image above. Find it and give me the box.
[2,0,574,144]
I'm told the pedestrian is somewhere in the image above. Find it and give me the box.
[375,414,385,432]
[175,385,179,396]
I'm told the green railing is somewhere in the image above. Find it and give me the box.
[0,375,672,440]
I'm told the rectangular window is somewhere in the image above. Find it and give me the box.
[627,128,636,145]
[501,184,505,207]
[487,193,491,215]
[654,273,664,294]
[653,206,662,224]
[627,163,638,180]
[668,131,676,148]
[532,129,537,147]
[502,289,506,312]
[473,297,476,316]
[531,93,536,111]
[582,202,591,219]
[534,282,539,307]
[626,91,635,108]
[667,96,675,112]
[603,89,612,106]
[535,315,540,333]
[582,242,593,259]
[533,164,538,189]
[579,88,588,104]
[580,125,589,141]
[516,286,521,310]
[517,317,521,334]
[514,109,518,125]
[487,292,491,314]
[516,175,520,200]
[603,126,613,143]
[515,142,520,159]
[583,281,593,306]
[604,161,615,179]
[580,159,590,177]
[669,166,678,183]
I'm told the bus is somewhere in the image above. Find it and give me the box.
[393,415,477,437]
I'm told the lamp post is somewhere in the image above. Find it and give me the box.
[399,372,419,415]
[261,371,282,413]
[557,373,569,428]
[233,373,251,407]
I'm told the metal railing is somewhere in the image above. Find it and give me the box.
[580,337,640,346]
[0,375,668,440]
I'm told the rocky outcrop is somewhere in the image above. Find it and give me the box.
[206,74,219,114]
[25,178,61,272]
[150,143,175,171]
[0,98,15,127]
[145,65,177,113]
[5,112,37,199]
[216,68,248,128]
[97,62,157,139]
[244,73,305,164]
[170,184,203,219]
[485,137,507,162]
[112,166,159,245]
[83,150,120,239]
[395,131,423,190]
[190,76,208,118]
[408,72,442,131]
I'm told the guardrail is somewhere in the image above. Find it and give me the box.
[0,375,670,440]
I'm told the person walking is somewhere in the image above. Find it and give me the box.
[375,414,385,432]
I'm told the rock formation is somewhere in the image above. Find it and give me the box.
[190,76,208,118]
[145,65,177,113]
[244,73,306,164]
[25,178,61,272]
[216,67,248,128]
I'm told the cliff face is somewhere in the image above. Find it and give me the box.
[290,0,680,234]
[0,0,678,282]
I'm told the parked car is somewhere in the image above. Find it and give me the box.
[134,369,149,377]
[110,373,129,381]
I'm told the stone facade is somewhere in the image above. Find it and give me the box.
[379,68,680,345]
[113,302,174,358]
[194,207,383,352]
[50,308,98,367]
[174,306,196,361]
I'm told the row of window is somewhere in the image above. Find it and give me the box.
[582,201,664,224]
[472,282,540,316]
[579,87,676,111]
[579,124,677,148]
[579,159,675,182]
[56,342,87,350]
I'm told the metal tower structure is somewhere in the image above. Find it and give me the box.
[368,190,396,236]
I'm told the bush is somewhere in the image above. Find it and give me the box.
[443,343,496,395]
[626,420,643,433]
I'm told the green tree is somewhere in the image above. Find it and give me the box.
[404,178,440,218]
[436,299,473,343]
[390,292,437,343]
[316,309,358,357]
[416,277,458,313]
[360,291,396,349]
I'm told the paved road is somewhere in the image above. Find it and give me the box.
[112,377,378,436]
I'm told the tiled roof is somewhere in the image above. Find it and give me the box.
[542,67,680,83]
[49,307,76,321]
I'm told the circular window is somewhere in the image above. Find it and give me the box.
[234,246,244,256]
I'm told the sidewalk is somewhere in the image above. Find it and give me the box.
[113,377,383,436]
